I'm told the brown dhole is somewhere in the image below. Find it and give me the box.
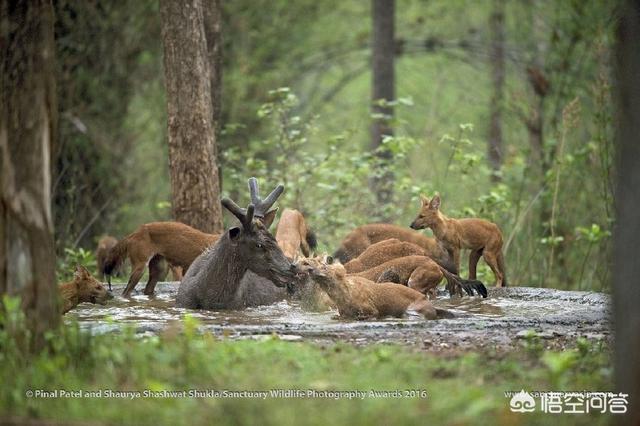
[275,208,317,260]
[297,256,451,320]
[59,265,112,314]
[353,255,487,298]
[410,194,507,287]
[102,221,230,297]
[344,238,431,273]
[333,223,455,272]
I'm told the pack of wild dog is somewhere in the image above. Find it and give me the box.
[91,177,507,321]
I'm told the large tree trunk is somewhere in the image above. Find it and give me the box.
[370,0,395,210]
[487,0,505,179]
[0,0,59,345]
[160,0,224,234]
[613,0,640,422]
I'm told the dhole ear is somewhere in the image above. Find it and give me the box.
[420,194,429,206]
[262,208,278,229]
[429,194,441,210]
[75,264,89,279]
[228,227,242,240]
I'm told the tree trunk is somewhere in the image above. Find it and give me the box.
[0,0,59,346]
[160,0,224,234]
[370,0,395,210]
[613,0,640,422]
[487,0,505,179]
[203,0,224,189]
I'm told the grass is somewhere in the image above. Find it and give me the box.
[0,299,614,425]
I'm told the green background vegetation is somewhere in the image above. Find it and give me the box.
[53,0,615,291]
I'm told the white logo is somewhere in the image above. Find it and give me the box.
[510,390,536,413]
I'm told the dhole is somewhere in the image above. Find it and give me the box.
[103,221,222,297]
[353,255,487,298]
[333,223,455,272]
[410,194,507,287]
[275,208,317,260]
[344,238,431,273]
[296,256,452,320]
[59,265,112,314]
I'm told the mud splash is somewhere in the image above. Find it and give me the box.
[66,283,611,350]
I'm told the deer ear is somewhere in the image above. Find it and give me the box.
[228,227,242,240]
[420,194,430,206]
[262,208,278,229]
[429,195,441,210]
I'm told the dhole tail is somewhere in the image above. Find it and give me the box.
[440,268,487,298]
[306,228,318,251]
[102,237,129,291]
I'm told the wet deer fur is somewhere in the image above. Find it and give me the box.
[176,179,297,310]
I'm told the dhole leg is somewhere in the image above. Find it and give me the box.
[482,251,504,287]
[144,254,168,296]
[122,265,145,297]
[468,248,482,280]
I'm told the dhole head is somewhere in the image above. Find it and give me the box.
[296,255,345,290]
[74,265,113,305]
[410,194,441,230]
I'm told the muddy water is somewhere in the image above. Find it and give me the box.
[67,283,611,350]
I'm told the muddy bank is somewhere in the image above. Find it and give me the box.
[67,282,611,351]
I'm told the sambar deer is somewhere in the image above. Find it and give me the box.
[176,180,299,310]
[410,194,507,287]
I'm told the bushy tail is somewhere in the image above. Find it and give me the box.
[440,267,487,298]
[103,237,129,278]
[306,228,318,251]
[497,252,508,287]
[332,247,350,264]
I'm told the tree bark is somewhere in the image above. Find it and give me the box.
[613,0,640,422]
[160,0,224,234]
[488,0,505,179]
[0,0,59,345]
[370,0,395,209]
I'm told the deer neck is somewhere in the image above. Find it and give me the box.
[205,238,249,305]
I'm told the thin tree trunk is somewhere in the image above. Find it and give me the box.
[370,0,395,210]
[203,0,223,189]
[614,0,640,421]
[488,0,505,179]
[160,0,224,234]
[0,0,59,346]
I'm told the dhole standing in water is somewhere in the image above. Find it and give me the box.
[296,256,452,320]
[59,265,113,314]
[410,194,507,287]
[96,235,118,279]
[103,222,220,297]
[275,208,317,260]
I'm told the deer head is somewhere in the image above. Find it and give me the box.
[220,180,297,288]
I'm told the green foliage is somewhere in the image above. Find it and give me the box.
[56,248,98,282]
[0,298,612,425]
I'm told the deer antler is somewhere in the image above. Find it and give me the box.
[247,177,284,218]
[222,198,255,229]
